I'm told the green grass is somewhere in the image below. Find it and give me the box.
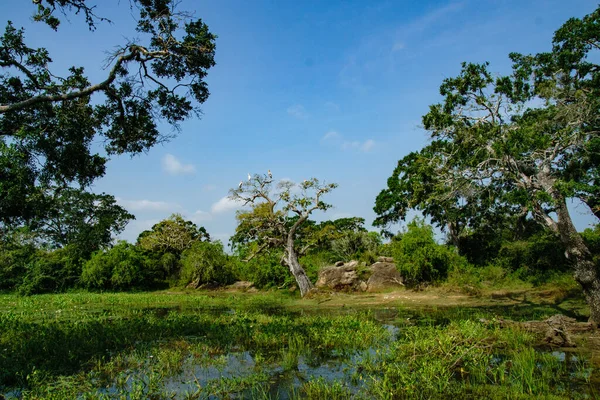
[0,290,598,399]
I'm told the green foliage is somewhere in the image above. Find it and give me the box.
[138,214,210,255]
[1,0,216,258]
[581,224,600,258]
[231,246,290,288]
[358,320,581,399]
[496,231,568,275]
[0,236,36,291]
[299,250,338,282]
[17,246,82,295]
[330,230,382,262]
[391,219,467,286]
[38,188,134,258]
[179,241,233,286]
[81,242,157,290]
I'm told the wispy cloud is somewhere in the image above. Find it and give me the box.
[391,41,405,52]
[287,104,308,119]
[342,139,375,152]
[321,130,342,142]
[190,210,212,223]
[324,101,340,112]
[116,198,181,212]
[321,131,375,153]
[162,154,195,175]
[340,1,466,91]
[211,196,245,214]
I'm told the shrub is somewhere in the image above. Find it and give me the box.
[179,241,234,286]
[81,242,155,290]
[331,231,382,262]
[300,250,337,282]
[496,231,567,275]
[0,243,36,291]
[391,219,467,286]
[230,245,291,288]
[18,246,82,295]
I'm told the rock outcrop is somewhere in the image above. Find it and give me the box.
[316,258,404,292]
[367,261,404,291]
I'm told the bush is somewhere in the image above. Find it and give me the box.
[391,219,467,286]
[0,243,36,291]
[496,231,567,275]
[300,250,337,283]
[81,242,156,290]
[18,246,82,295]
[331,231,382,262]
[179,241,234,286]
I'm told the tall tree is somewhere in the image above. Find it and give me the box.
[375,7,600,322]
[137,213,210,255]
[230,173,337,297]
[39,187,134,257]
[0,0,216,234]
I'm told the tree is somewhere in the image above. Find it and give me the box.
[0,0,216,232]
[137,213,210,255]
[375,7,600,321]
[230,173,337,297]
[81,241,154,290]
[38,188,134,256]
[373,147,512,246]
[179,241,233,287]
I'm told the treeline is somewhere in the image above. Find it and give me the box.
[2,211,597,295]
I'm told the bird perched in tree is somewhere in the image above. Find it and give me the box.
[268,169,272,179]
[239,181,243,189]
[247,173,251,181]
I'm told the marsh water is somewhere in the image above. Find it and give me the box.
[83,307,600,398]
[2,293,600,399]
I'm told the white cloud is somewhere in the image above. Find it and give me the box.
[190,210,212,223]
[321,130,342,142]
[391,41,405,52]
[361,139,375,152]
[117,198,181,212]
[287,104,308,119]
[343,139,375,152]
[324,101,340,112]
[211,196,245,214]
[162,154,195,175]
[321,130,375,152]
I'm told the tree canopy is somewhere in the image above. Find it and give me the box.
[230,173,337,297]
[374,6,600,321]
[0,0,216,254]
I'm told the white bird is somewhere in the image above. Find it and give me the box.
[268,169,272,179]
[247,173,251,181]
[238,181,243,189]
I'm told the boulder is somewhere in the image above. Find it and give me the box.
[316,262,365,291]
[316,259,403,292]
[377,256,394,263]
[367,262,404,292]
[335,261,344,267]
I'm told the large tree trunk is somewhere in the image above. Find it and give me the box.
[553,194,600,323]
[284,238,313,297]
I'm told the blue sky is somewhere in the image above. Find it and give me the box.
[3,0,599,243]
